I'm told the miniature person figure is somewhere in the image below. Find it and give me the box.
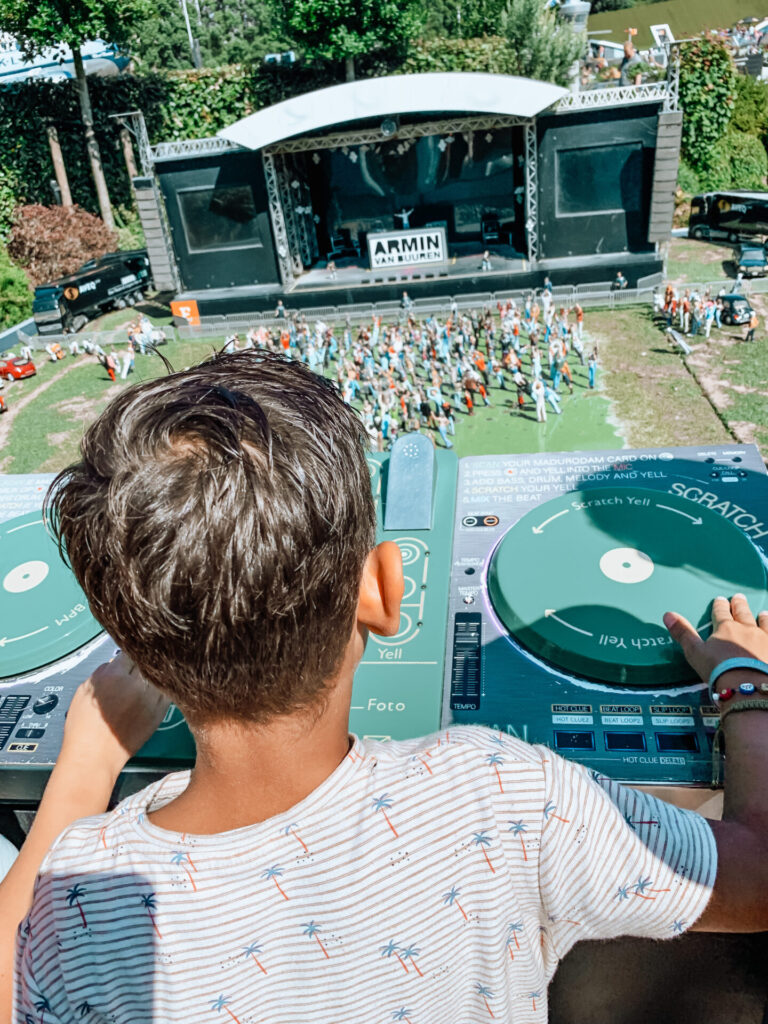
[394,207,414,230]
[481,250,492,272]
[588,349,599,389]
[532,377,548,422]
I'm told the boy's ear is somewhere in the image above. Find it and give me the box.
[357,541,404,637]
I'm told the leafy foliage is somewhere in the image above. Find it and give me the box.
[0,166,20,242]
[281,0,420,71]
[0,0,152,53]
[590,0,634,9]
[730,74,768,139]
[701,131,768,191]
[0,247,33,329]
[500,0,585,86]
[132,0,289,71]
[400,36,518,74]
[676,157,699,195]
[8,204,118,286]
[678,36,737,177]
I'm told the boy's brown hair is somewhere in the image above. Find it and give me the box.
[46,352,376,723]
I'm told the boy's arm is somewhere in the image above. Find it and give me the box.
[1,657,168,1022]
[664,595,768,931]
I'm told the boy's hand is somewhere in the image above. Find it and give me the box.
[663,594,768,682]
[58,654,170,781]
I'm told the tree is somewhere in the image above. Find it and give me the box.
[0,0,152,229]
[281,0,421,81]
[500,0,585,86]
[678,36,737,179]
[590,0,634,11]
[131,0,288,71]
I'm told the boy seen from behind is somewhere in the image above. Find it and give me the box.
[4,352,768,1023]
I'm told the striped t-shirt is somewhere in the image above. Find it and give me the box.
[15,727,715,1023]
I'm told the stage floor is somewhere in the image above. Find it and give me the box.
[291,248,527,293]
[174,249,663,319]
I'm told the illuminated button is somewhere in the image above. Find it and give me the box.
[554,731,595,750]
[32,694,59,715]
[463,595,475,605]
[738,682,756,695]
[604,731,647,751]
[655,732,699,753]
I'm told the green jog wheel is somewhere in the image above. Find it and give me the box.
[0,512,102,678]
[488,487,768,686]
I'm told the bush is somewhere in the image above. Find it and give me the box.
[8,204,118,287]
[677,158,700,195]
[679,36,737,177]
[701,130,768,191]
[730,73,768,139]
[114,205,146,251]
[0,247,33,330]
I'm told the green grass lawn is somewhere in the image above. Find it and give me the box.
[6,298,757,474]
[666,237,735,288]
[588,307,733,448]
[1,334,621,474]
[2,339,219,474]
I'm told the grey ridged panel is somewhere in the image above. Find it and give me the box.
[647,112,683,243]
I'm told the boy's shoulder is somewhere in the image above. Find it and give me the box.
[367,724,548,772]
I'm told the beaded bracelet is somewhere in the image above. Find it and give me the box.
[708,657,768,702]
[711,699,768,786]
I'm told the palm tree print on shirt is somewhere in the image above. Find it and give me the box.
[171,851,197,891]
[34,996,51,1024]
[76,1000,92,1019]
[508,820,528,861]
[543,801,569,824]
[624,812,659,831]
[632,877,670,900]
[507,921,523,959]
[242,941,268,974]
[485,754,504,793]
[442,886,468,921]
[372,793,399,837]
[475,984,495,1018]
[529,991,542,1012]
[392,1009,414,1023]
[671,920,685,933]
[262,865,289,900]
[210,995,243,1023]
[66,884,88,929]
[302,920,330,959]
[471,831,496,873]
[139,893,163,939]
[380,939,409,973]
[400,943,424,977]
[283,822,309,853]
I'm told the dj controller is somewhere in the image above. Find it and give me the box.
[1,440,767,805]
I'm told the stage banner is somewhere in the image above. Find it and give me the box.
[367,226,447,269]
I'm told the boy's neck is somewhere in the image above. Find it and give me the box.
[147,687,353,835]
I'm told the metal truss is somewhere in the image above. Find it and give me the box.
[269,114,532,155]
[274,153,305,276]
[555,81,669,112]
[524,123,539,263]
[111,110,155,175]
[663,45,681,113]
[151,136,242,162]
[262,150,295,289]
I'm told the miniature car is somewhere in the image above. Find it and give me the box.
[734,244,767,278]
[719,293,753,326]
[0,355,36,380]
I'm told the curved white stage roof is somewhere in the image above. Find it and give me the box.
[218,73,567,151]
